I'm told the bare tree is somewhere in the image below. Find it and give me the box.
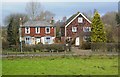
[44,11,55,22]
[26,1,43,20]
[102,12,118,43]
[102,12,117,26]
[62,16,67,22]
[38,10,55,21]
[82,10,93,21]
[39,11,46,20]
[26,1,55,22]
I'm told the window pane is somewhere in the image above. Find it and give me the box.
[25,27,30,34]
[72,27,77,32]
[46,27,50,33]
[47,28,49,32]
[78,17,83,23]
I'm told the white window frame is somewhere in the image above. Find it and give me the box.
[25,27,30,34]
[35,27,40,34]
[83,27,91,32]
[89,27,91,32]
[46,37,50,43]
[83,36,89,41]
[26,37,29,41]
[45,27,50,34]
[78,17,83,23]
[25,37,30,44]
[72,27,77,32]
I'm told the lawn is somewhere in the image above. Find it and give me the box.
[0,59,2,76]
[2,55,118,75]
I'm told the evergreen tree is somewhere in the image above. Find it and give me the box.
[91,11,107,42]
[7,18,16,47]
[6,13,28,47]
[116,13,120,25]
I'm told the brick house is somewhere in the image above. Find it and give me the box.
[60,12,91,46]
[20,20,56,45]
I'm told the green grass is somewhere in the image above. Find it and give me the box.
[2,56,118,75]
[0,59,2,76]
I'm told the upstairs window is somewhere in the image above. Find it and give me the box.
[25,27,30,34]
[45,27,50,34]
[83,27,91,32]
[78,17,83,23]
[72,27,77,32]
[35,27,40,34]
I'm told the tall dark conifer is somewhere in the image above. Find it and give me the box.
[7,18,15,47]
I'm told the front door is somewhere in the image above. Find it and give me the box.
[75,37,80,46]
[36,38,41,44]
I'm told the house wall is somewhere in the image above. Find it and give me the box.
[66,14,91,38]
[21,27,55,37]
[21,27,55,45]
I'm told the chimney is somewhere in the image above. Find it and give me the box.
[19,18,22,27]
[50,17,54,25]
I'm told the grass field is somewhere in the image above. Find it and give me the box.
[2,55,118,75]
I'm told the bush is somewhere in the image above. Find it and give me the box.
[44,44,65,52]
[22,45,33,52]
[33,43,44,52]
[91,43,107,52]
[81,42,91,49]
[2,40,9,50]
[91,43,118,52]
[22,43,65,52]
[18,43,66,52]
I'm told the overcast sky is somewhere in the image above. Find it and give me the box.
[1,2,119,26]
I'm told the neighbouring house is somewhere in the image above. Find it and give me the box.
[20,20,56,45]
[60,12,91,46]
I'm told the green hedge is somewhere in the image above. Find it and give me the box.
[91,43,119,52]
[22,44,65,52]
[81,42,91,49]
[44,44,65,52]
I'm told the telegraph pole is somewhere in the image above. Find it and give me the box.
[19,18,22,52]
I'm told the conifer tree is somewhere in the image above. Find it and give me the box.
[116,13,120,25]
[7,18,16,47]
[6,13,28,47]
[91,11,107,42]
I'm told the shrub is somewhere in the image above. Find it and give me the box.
[81,42,91,49]
[2,40,9,50]
[21,43,66,52]
[91,43,107,52]
[44,44,65,52]
[22,45,33,52]
[91,43,118,52]
[52,44,65,52]
[33,43,44,52]
[106,43,118,52]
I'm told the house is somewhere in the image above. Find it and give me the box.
[60,12,91,46]
[20,20,56,45]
